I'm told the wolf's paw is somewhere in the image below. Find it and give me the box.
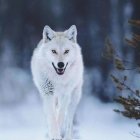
[63,138,72,140]
[52,139,62,140]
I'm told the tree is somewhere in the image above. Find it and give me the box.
[102,20,140,129]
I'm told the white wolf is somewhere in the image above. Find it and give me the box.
[31,25,83,140]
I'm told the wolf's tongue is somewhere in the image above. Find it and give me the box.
[58,69,63,72]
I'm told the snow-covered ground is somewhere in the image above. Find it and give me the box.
[0,93,139,140]
[78,95,139,140]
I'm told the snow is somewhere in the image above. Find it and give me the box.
[0,93,139,140]
[78,95,139,140]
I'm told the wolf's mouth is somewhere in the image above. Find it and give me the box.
[52,62,68,75]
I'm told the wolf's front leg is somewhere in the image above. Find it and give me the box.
[57,94,71,138]
[43,96,62,140]
[64,87,82,140]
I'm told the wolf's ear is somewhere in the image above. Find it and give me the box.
[43,25,55,42]
[65,25,77,42]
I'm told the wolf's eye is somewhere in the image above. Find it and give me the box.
[52,50,57,54]
[64,50,69,54]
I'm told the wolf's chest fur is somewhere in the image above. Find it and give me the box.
[40,78,54,95]
[40,78,73,119]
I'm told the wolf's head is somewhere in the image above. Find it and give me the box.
[40,25,80,76]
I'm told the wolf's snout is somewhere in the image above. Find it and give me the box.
[52,62,68,75]
[57,62,64,68]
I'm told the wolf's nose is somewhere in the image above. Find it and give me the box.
[58,62,64,68]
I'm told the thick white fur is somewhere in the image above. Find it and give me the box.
[31,25,83,140]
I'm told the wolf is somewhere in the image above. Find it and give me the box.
[31,25,84,140]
